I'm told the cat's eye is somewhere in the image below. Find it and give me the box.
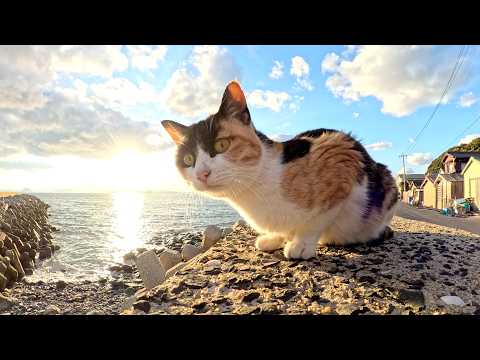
[214,138,231,154]
[183,153,195,167]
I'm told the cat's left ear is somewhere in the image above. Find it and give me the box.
[161,120,188,145]
[218,81,251,125]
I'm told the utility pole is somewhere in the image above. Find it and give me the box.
[399,154,408,193]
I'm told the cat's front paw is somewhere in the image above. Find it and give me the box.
[283,241,316,260]
[255,234,285,252]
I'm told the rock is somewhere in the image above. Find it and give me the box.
[38,247,52,260]
[136,247,147,255]
[120,296,136,311]
[4,264,18,283]
[159,249,181,271]
[123,251,137,263]
[233,219,247,229]
[0,294,16,311]
[202,225,223,249]
[242,291,261,302]
[396,289,425,308]
[223,227,233,236]
[0,273,7,291]
[0,261,7,275]
[166,261,187,279]
[6,249,25,280]
[53,245,60,251]
[181,244,203,261]
[441,296,466,307]
[43,305,62,315]
[56,280,67,290]
[205,259,222,269]
[135,250,165,289]
[24,268,33,276]
[133,300,151,313]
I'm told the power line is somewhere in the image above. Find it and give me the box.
[405,45,468,154]
[447,112,480,148]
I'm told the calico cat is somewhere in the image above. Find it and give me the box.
[162,81,399,260]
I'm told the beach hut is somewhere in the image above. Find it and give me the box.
[434,173,464,209]
[461,155,480,210]
[420,173,438,208]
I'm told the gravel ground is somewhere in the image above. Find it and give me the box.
[123,216,480,315]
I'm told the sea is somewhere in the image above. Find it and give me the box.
[29,192,240,282]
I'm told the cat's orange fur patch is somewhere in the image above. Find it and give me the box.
[217,120,262,166]
[281,132,364,211]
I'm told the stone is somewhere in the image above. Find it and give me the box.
[181,244,203,261]
[24,268,33,276]
[135,250,166,289]
[159,249,181,271]
[233,219,247,229]
[43,305,62,315]
[223,227,233,236]
[205,259,222,269]
[0,261,7,275]
[38,247,52,260]
[0,294,16,311]
[86,310,105,315]
[396,289,425,308]
[6,249,24,280]
[0,273,7,291]
[202,225,223,249]
[56,280,67,290]
[441,296,466,307]
[133,300,151,313]
[166,261,187,279]
[4,264,18,283]
[120,296,136,312]
[123,251,137,263]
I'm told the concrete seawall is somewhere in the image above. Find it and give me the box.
[0,194,58,292]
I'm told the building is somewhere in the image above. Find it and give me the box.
[396,174,425,202]
[406,179,425,205]
[420,173,438,208]
[461,155,480,211]
[434,173,464,209]
[441,152,480,174]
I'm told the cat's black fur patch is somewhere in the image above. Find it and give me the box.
[281,138,312,163]
[255,130,274,146]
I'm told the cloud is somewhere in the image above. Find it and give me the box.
[163,45,241,118]
[126,45,168,71]
[0,92,172,159]
[0,45,129,111]
[50,45,128,77]
[269,60,284,79]
[458,92,479,108]
[407,152,433,166]
[408,138,415,143]
[365,141,393,151]
[322,45,471,117]
[353,112,360,118]
[288,95,304,113]
[321,53,340,73]
[290,56,313,91]
[269,134,293,142]
[0,159,52,170]
[247,90,290,112]
[458,134,480,145]
[397,167,415,175]
[90,78,161,107]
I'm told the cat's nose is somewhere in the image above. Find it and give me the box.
[196,169,211,183]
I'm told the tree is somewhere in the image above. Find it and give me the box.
[427,137,480,174]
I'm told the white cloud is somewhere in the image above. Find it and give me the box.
[247,90,290,112]
[353,112,360,118]
[269,134,293,142]
[51,45,128,77]
[408,138,415,143]
[288,95,304,113]
[90,78,160,107]
[365,141,393,151]
[458,134,480,145]
[458,92,479,108]
[126,45,168,71]
[163,45,241,118]
[0,45,129,111]
[322,45,471,117]
[407,152,433,166]
[290,56,313,91]
[269,60,284,79]
[397,167,415,176]
[321,52,340,73]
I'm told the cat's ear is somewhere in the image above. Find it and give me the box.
[161,120,188,145]
[218,81,251,125]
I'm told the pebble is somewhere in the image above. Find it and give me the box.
[440,296,466,307]
[202,225,223,249]
[56,280,67,290]
[0,294,16,311]
[123,251,137,263]
[43,305,62,315]
[166,261,187,279]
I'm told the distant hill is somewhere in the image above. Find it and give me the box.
[427,137,480,174]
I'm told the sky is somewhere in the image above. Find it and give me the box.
[1,45,480,193]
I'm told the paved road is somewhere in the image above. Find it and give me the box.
[395,202,480,235]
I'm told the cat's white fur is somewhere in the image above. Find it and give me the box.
[182,131,398,260]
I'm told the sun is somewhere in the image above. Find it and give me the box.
[107,149,150,191]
